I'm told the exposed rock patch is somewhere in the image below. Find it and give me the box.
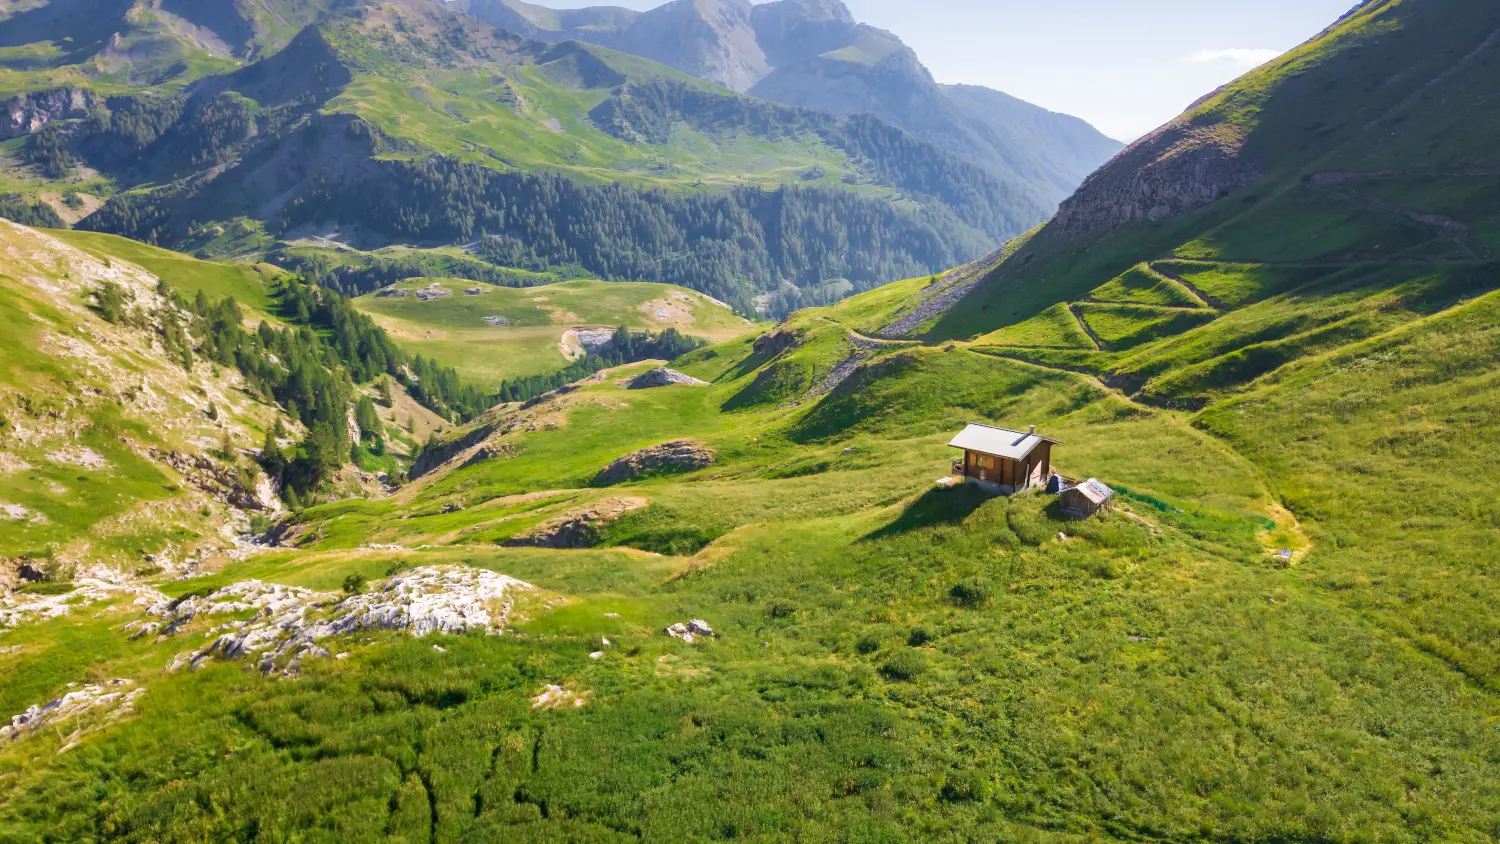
[0,502,43,522]
[157,566,534,675]
[627,368,708,389]
[376,287,408,298]
[752,329,800,358]
[462,442,517,468]
[505,497,648,548]
[0,452,31,475]
[521,383,582,410]
[1,569,167,629]
[415,284,453,301]
[45,446,108,470]
[2,88,97,140]
[533,684,588,709]
[482,315,510,327]
[575,327,616,353]
[1053,121,1262,236]
[665,619,714,644]
[594,440,715,486]
[151,448,279,512]
[0,679,144,752]
[878,246,1014,339]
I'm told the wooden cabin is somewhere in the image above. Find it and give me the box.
[948,423,1058,495]
[1060,478,1114,518]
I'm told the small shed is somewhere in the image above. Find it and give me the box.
[947,423,1058,495]
[1060,478,1114,518]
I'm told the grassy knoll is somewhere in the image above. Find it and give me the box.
[1088,264,1204,308]
[0,223,285,574]
[354,278,755,388]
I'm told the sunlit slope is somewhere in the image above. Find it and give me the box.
[354,277,755,387]
[881,0,1500,415]
[0,221,285,571]
[6,292,1498,837]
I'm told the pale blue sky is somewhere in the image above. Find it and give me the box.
[520,0,1359,141]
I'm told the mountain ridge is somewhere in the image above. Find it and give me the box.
[448,0,1123,204]
[1,0,1047,315]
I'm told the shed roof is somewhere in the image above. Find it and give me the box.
[1071,478,1114,505]
[947,423,1058,460]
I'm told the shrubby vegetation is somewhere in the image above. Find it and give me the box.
[0,195,65,229]
[282,247,575,298]
[104,269,495,497]
[21,127,74,179]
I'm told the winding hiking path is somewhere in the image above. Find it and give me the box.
[1311,174,1481,259]
[1066,304,1106,350]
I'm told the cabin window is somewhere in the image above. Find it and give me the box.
[975,454,994,470]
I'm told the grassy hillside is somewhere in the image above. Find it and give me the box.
[7,1,1500,839]
[889,0,1500,413]
[354,277,755,388]
[6,278,1500,837]
[0,221,287,573]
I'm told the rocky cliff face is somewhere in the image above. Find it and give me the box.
[1052,120,1262,235]
[1,89,96,140]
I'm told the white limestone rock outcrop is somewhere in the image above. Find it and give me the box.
[665,619,714,644]
[158,566,534,674]
[1,679,144,752]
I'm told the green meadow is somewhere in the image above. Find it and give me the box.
[9,252,1500,837]
[354,277,755,388]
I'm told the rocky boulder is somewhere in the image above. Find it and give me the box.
[0,679,144,750]
[752,329,800,358]
[593,440,715,486]
[505,497,648,549]
[627,368,708,389]
[151,449,277,512]
[665,619,713,644]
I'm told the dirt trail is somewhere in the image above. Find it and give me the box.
[1139,263,1216,310]
[1148,263,1228,311]
[877,246,1010,339]
[966,345,1315,558]
[1311,178,1480,259]
[1067,305,1106,351]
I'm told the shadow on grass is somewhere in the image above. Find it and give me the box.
[863,484,992,541]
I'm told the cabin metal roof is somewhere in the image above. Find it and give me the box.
[1071,479,1115,505]
[947,423,1058,460]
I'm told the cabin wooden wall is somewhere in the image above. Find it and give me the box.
[963,444,1054,491]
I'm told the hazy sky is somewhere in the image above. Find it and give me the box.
[519,0,1359,142]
